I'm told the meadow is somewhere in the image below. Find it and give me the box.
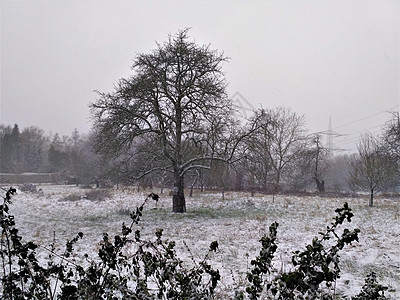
[6,185,400,299]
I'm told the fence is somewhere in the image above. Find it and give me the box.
[0,173,59,184]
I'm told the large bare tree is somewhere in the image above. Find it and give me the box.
[91,29,235,212]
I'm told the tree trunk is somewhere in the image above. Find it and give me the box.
[189,185,194,197]
[276,171,281,187]
[315,177,325,193]
[369,187,374,207]
[189,175,198,197]
[172,175,186,213]
[199,170,205,192]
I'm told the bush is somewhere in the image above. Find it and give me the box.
[59,189,111,202]
[234,203,379,299]
[1,190,219,299]
[85,188,111,201]
[0,188,390,299]
[19,183,37,193]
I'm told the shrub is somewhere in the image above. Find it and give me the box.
[19,183,37,193]
[1,190,219,299]
[58,189,111,202]
[84,188,111,201]
[353,272,388,300]
[234,203,388,300]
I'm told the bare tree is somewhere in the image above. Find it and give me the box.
[283,147,315,192]
[348,133,397,206]
[208,160,231,200]
[383,112,400,155]
[310,134,330,192]
[246,107,308,191]
[244,109,274,192]
[91,29,236,213]
[266,107,308,188]
[382,111,400,176]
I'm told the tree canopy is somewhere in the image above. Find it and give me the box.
[91,29,236,212]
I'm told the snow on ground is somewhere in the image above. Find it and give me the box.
[5,185,400,299]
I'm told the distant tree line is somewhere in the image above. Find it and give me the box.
[0,124,101,186]
[1,111,399,207]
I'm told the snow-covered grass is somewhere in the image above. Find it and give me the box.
[6,185,400,298]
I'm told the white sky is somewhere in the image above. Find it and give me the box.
[1,0,399,153]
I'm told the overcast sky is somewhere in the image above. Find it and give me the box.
[1,0,399,153]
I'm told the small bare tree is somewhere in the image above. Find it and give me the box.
[244,109,274,192]
[311,134,330,192]
[383,111,400,156]
[246,107,308,191]
[382,111,400,178]
[266,107,308,188]
[348,133,397,206]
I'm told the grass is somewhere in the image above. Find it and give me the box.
[8,186,400,298]
[341,259,399,293]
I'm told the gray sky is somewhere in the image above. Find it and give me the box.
[1,0,399,153]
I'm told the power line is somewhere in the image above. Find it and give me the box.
[335,124,386,145]
[334,123,389,153]
[325,106,398,153]
[332,105,398,130]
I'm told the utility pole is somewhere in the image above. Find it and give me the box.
[318,116,346,156]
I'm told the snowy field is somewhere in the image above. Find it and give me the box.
[4,185,400,299]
